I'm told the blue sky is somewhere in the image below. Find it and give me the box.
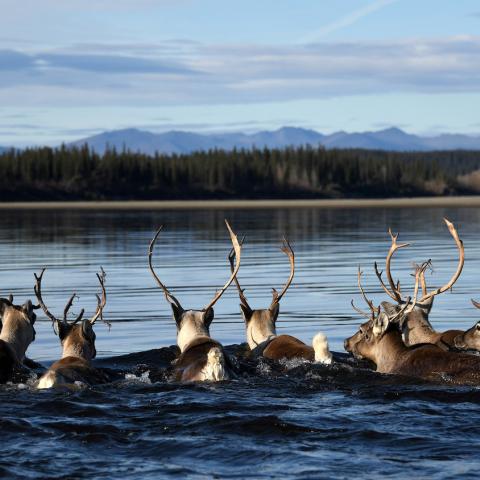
[1,0,479,145]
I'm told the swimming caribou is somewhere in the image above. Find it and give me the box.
[35,268,109,389]
[0,294,39,383]
[228,238,332,364]
[346,265,480,385]
[452,299,480,352]
[374,218,480,352]
[148,220,242,382]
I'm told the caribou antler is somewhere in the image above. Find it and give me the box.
[34,268,62,326]
[228,235,252,312]
[203,220,242,312]
[409,261,428,312]
[412,259,432,297]
[149,221,242,313]
[381,262,427,326]
[384,229,410,302]
[418,218,464,303]
[472,299,480,310]
[34,267,107,333]
[354,267,380,319]
[351,299,373,320]
[63,293,77,322]
[148,225,184,311]
[270,238,295,309]
[89,267,107,325]
[374,262,400,302]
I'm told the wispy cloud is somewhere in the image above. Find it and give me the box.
[0,36,479,108]
[0,49,198,75]
[298,0,399,43]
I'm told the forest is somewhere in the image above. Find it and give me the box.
[1,144,480,200]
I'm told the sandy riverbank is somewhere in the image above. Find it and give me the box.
[1,197,480,210]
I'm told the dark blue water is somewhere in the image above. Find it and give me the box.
[1,207,480,479]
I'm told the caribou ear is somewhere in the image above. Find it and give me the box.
[240,303,253,323]
[417,296,434,313]
[373,313,390,337]
[269,302,280,322]
[381,301,400,318]
[22,300,37,324]
[203,308,214,329]
[22,300,33,314]
[170,304,184,326]
[82,319,93,338]
[56,321,69,340]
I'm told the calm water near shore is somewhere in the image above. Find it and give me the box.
[1,207,480,479]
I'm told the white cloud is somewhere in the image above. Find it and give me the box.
[0,36,479,108]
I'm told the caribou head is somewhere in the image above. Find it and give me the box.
[148,220,241,353]
[34,268,107,361]
[375,218,464,346]
[346,264,423,359]
[0,295,40,363]
[453,299,480,351]
[228,238,294,350]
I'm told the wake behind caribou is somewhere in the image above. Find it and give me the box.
[1,218,480,389]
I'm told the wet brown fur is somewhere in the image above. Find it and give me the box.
[262,334,314,361]
[38,322,104,388]
[351,322,480,385]
[43,356,108,386]
[453,321,480,352]
[382,301,470,352]
[0,299,37,382]
[173,336,225,381]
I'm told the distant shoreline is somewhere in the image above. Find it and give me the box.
[1,196,480,210]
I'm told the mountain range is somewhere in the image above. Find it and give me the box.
[2,127,480,155]
[69,127,480,155]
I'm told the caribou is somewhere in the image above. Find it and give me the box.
[148,220,241,382]
[228,238,332,364]
[0,294,39,383]
[374,218,474,351]
[35,268,109,389]
[346,265,480,385]
[451,299,480,352]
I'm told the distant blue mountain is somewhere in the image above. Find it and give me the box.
[68,126,480,155]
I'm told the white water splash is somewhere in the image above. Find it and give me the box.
[124,371,151,384]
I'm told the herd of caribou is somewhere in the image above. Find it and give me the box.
[1,218,480,389]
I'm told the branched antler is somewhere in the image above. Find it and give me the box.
[352,267,380,320]
[89,267,107,325]
[34,267,107,334]
[418,218,464,302]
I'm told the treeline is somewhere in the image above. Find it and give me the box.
[1,144,480,200]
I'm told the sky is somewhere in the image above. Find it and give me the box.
[0,0,479,146]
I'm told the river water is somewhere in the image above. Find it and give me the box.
[1,207,480,479]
